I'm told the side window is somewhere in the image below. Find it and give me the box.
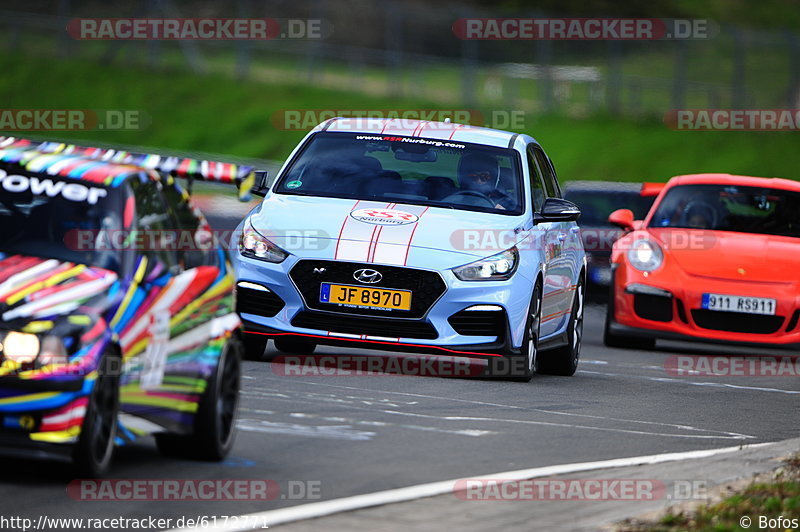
[533,146,561,198]
[526,146,546,212]
[162,181,218,269]
[131,178,179,274]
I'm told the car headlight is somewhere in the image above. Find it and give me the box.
[239,217,289,263]
[452,247,519,281]
[627,239,663,272]
[0,332,68,366]
[0,331,40,363]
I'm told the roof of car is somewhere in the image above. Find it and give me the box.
[313,117,521,149]
[0,138,156,188]
[0,137,254,195]
[668,173,800,191]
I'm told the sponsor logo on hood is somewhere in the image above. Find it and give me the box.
[349,208,419,226]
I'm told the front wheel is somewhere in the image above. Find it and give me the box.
[274,337,317,355]
[603,278,656,350]
[242,332,268,361]
[73,350,120,477]
[485,283,541,382]
[539,278,584,376]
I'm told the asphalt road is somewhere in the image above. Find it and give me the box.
[0,213,797,531]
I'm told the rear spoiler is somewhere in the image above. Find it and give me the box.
[0,136,257,202]
[640,182,666,197]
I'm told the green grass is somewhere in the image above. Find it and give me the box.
[617,453,800,532]
[0,52,798,182]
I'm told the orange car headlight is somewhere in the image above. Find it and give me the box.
[627,239,663,272]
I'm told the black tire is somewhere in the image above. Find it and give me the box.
[274,336,317,355]
[73,350,120,477]
[156,337,241,461]
[539,277,584,376]
[242,332,268,361]
[485,282,542,382]
[603,278,656,350]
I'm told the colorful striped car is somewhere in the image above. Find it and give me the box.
[0,137,249,475]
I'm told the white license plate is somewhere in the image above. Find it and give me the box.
[701,293,776,315]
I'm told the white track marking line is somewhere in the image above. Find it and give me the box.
[168,442,774,532]
[245,379,747,434]
[242,387,752,440]
[582,370,800,395]
[376,410,753,440]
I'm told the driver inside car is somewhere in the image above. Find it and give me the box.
[457,153,515,210]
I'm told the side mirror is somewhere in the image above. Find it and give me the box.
[251,170,270,197]
[608,208,635,230]
[535,197,581,223]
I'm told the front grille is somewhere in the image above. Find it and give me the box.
[289,260,446,318]
[448,310,506,336]
[633,294,673,322]
[292,311,438,339]
[236,286,285,317]
[691,310,784,334]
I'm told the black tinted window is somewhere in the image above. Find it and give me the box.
[131,179,179,271]
[526,146,546,211]
[533,147,560,198]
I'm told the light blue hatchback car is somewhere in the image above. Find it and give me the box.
[230,118,585,381]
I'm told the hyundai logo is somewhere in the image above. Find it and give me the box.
[353,268,382,284]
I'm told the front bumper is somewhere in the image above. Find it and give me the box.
[610,263,800,346]
[0,381,92,449]
[234,254,535,356]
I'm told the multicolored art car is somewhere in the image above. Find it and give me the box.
[0,136,252,475]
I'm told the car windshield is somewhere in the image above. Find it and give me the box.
[274,132,524,215]
[648,183,800,238]
[0,171,124,271]
[564,189,654,226]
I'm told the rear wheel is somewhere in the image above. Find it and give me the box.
[485,283,541,382]
[274,337,317,355]
[73,350,120,477]
[539,278,584,376]
[156,337,241,461]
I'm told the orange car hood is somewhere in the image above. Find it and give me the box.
[650,228,800,283]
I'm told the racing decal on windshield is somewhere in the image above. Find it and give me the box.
[350,208,419,226]
[0,169,109,204]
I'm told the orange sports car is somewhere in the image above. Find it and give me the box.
[604,173,800,349]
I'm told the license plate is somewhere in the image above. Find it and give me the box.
[320,283,412,311]
[701,293,776,315]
